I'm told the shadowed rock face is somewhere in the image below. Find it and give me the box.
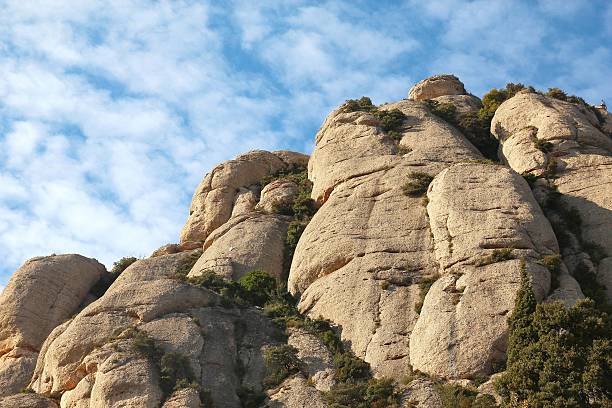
[0,75,609,406]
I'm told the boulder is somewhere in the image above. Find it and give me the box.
[180,150,308,243]
[0,255,106,396]
[408,163,569,378]
[287,328,335,391]
[400,378,442,408]
[267,375,327,408]
[408,74,467,101]
[255,180,299,214]
[188,212,288,281]
[0,393,59,408]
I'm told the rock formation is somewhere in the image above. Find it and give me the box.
[0,74,609,407]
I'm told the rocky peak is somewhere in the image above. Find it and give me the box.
[408,74,467,100]
[0,75,610,408]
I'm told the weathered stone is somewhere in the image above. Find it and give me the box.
[0,393,59,408]
[180,150,308,243]
[287,328,335,391]
[256,180,299,214]
[189,213,288,281]
[408,74,466,101]
[409,163,563,379]
[290,98,482,379]
[0,255,105,396]
[267,375,327,408]
[162,388,202,408]
[400,378,442,408]
[492,92,612,302]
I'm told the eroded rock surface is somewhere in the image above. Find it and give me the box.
[180,150,308,243]
[28,252,282,408]
[408,74,467,101]
[0,255,106,397]
[492,92,612,301]
[188,212,289,280]
[290,98,482,378]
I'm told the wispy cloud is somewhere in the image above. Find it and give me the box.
[0,0,610,285]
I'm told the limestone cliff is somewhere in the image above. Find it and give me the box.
[0,75,610,408]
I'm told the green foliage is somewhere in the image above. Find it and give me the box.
[425,100,457,122]
[522,172,539,187]
[343,97,407,142]
[238,270,277,306]
[425,99,499,161]
[475,248,514,266]
[480,83,528,121]
[546,87,569,101]
[373,108,407,141]
[541,254,562,292]
[175,249,203,278]
[261,164,317,281]
[572,262,610,312]
[334,352,371,383]
[324,378,400,408]
[343,97,376,113]
[91,256,139,297]
[403,172,433,197]
[284,220,309,280]
[496,267,612,407]
[111,256,138,274]
[160,352,196,396]
[263,344,302,388]
[189,269,279,308]
[415,274,440,314]
[543,186,609,297]
[122,327,198,401]
[505,265,537,366]
[533,137,553,153]
[436,383,479,408]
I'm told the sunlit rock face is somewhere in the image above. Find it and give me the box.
[1,74,609,407]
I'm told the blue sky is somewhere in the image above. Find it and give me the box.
[1,0,611,290]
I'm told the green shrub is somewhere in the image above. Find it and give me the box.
[436,383,479,408]
[175,249,203,278]
[403,172,433,197]
[495,267,612,407]
[238,270,277,306]
[541,254,561,292]
[111,256,138,274]
[522,172,539,187]
[546,87,569,101]
[373,108,407,141]
[415,274,440,314]
[572,262,610,311]
[123,327,198,400]
[425,100,457,123]
[263,345,302,388]
[324,378,400,408]
[475,248,514,266]
[334,352,371,383]
[160,352,196,395]
[533,137,553,153]
[343,97,376,113]
[479,83,529,121]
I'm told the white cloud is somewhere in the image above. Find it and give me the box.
[0,0,610,287]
